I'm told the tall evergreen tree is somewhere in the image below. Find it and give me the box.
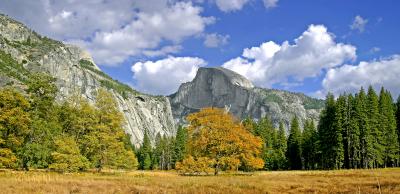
[333,95,346,169]
[356,87,373,168]
[286,117,302,170]
[139,130,152,170]
[366,86,384,167]
[174,125,187,165]
[255,117,275,148]
[255,116,275,170]
[318,93,344,169]
[302,119,318,170]
[348,94,361,168]
[152,133,162,169]
[273,121,287,170]
[379,88,399,167]
[342,94,352,169]
[396,96,400,165]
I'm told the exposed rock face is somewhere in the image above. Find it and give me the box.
[169,67,324,129]
[0,13,324,146]
[0,14,175,147]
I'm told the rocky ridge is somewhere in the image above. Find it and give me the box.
[0,14,324,146]
[0,14,175,147]
[169,67,324,129]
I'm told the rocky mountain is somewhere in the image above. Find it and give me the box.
[0,14,175,147]
[0,14,324,146]
[169,67,324,129]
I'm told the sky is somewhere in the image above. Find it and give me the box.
[1,0,399,98]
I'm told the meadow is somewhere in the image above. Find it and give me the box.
[0,168,399,194]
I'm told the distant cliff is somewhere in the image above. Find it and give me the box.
[169,67,324,129]
[0,14,175,146]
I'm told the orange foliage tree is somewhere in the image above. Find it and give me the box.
[176,107,264,175]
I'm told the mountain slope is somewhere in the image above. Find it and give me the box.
[0,14,175,146]
[169,67,324,129]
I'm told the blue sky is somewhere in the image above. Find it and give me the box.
[1,0,399,98]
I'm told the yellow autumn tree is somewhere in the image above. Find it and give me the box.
[177,108,264,175]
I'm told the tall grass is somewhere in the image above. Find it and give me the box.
[0,168,399,193]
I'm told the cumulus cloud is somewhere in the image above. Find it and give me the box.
[215,0,250,12]
[263,0,279,8]
[316,55,400,98]
[0,0,214,65]
[142,45,183,57]
[222,25,356,88]
[203,33,230,48]
[0,0,136,40]
[350,15,368,32]
[131,56,207,95]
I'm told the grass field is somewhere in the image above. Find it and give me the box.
[0,168,399,194]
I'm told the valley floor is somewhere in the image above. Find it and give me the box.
[0,168,399,194]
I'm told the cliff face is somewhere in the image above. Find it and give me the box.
[0,14,175,146]
[0,14,324,143]
[169,67,324,129]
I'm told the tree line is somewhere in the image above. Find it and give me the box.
[136,86,400,173]
[239,86,400,170]
[0,73,137,172]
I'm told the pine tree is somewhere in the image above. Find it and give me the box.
[174,125,187,165]
[255,116,275,170]
[143,153,152,170]
[379,88,399,167]
[302,119,318,170]
[356,87,373,168]
[366,86,384,167]
[342,94,352,169]
[152,133,162,170]
[256,116,275,148]
[396,96,400,166]
[348,94,361,168]
[273,121,287,170]
[286,116,302,170]
[318,93,343,169]
[139,130,152,170]
[333,95,345,169]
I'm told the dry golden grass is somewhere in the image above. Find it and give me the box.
[0,168,399,194]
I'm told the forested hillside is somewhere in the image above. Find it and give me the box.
[0,73,137,171]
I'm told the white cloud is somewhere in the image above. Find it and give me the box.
[317,55,400,98]
[142,45,183,57]
[222,25,356,88]
[76,2,214,65]
[203,33,230,48]
[131,56,207,95]
[215,0,250,12]
[350,15,368,32]
[263,0,279,8]
[0,0,136,40]
[0,0,214,65]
